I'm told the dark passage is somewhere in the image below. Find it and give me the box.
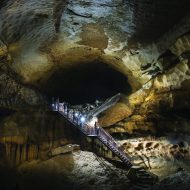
[42,61,131,105]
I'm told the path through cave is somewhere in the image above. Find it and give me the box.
[42,61,132,105]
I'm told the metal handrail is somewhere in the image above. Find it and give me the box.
[52,102,132,168]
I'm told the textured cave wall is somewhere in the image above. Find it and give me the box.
[0,112,82,165]
[2,3,190,190]
[128,0,190,43]
[0,0,189,92]
[101,32,190,135]
[0,0,142,90]
[0,40,48,111]
[0,0,190,138]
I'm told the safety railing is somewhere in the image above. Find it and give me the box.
[52,101,132,168]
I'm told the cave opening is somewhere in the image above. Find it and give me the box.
[42,61,132,105]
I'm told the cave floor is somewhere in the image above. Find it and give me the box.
[118,135,190,178]
[1,135,190,190]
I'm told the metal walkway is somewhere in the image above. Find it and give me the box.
[52,100,133,170]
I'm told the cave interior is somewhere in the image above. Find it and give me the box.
[0,0,190,190]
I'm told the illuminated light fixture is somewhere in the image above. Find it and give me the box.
[75,113,79,117]
[80,116,86,123]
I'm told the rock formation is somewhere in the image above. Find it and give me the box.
[0,0,190,189]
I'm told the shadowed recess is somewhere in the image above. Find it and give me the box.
[41,61,132,105]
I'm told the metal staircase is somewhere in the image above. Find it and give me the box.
[51,97,158,185]
[53,102,132,169]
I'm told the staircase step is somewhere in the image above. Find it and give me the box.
[57,109,132,168]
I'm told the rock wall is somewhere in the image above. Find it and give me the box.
[0,112,80,165]
[0,0,190,155]
[0,2,190,189]
[128,0,190,42]
[101,32,190,135]
[0,40,48,111]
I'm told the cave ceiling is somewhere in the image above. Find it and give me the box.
[0,0,190,110]
[1,2,190,186]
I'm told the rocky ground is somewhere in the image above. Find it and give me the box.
[120,135,190,190]
[0,150,131,190]
[1,136,190,190]
[0,1,190,190]
[119,135,190,176]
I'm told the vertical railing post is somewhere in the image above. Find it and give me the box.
[57,98,60,111]
[52,97,54,110]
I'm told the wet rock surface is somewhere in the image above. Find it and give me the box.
[0,0,190,189]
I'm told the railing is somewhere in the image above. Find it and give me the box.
[58,110,97,136]
[97,127,132,168]
[52,101,132,169]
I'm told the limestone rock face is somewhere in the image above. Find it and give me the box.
[0,72,48,110]
[0,0,190,163]
[128,0,190,42]
[0,40,9,64]
[99,32,190,135]
[0,40,48,110]
[49,144,80,157]
[0,2,190,189]
[0,112,78,165]
[0,0,189,92]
